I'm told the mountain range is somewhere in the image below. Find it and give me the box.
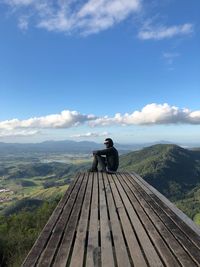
[0,139,197,155]
[0,140,136,155]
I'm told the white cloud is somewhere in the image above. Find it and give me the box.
[1,104,200,133]
[89,103,200,126]
[77,0,141,34]
[138,23,194,40]
[0,110,96,130]
[0,129,39,137]
[2,0,195,40]
[71,131,109,138]
[2,0,141,34]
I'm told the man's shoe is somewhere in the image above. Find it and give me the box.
[99,169,107,173]
[107,170,117,174]
[88,168,98,172]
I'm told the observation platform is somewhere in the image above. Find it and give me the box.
[22,172,200,267]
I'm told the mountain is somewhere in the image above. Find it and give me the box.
[4,162,82,179]
[0,140,186,156]
[0,140,134,155]
[0,140,100,154]
[119,144,200,200]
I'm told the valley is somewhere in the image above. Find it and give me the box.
[0,153,91,214]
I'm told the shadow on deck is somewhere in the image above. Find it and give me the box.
[22,172,200,267]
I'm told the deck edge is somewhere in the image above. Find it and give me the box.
[130,171,200,236]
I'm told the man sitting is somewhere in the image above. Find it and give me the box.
[89,138,119,173]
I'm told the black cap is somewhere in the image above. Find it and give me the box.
[104,138,114,147]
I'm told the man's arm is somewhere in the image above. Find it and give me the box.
[93,148,111,156]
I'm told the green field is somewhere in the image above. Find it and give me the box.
[0,153,91,215]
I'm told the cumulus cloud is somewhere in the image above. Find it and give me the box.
[89,103,200,126]
[2,0,141,34]
[71,131,109,138]
[0,110,96,130]
[138,23,194,40]
[1,104,200,133]
[0,129,39,138]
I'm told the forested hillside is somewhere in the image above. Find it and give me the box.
[120,144,200,200]
[120,144,200,227]
[0,199,59,267]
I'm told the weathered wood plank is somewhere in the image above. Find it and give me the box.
[107,174,148,267]
[86,172,100,267]
[103,173,131,267]
[151,195,200,249]
[128,173,200,266]
[113,173,164,267]
[36,173,85,266]
[123,173,194,267]
[132,171,200,236]
[22,173,81,267]
[70,172,93,267]
[52,173,88,267]
[120,173,181,267]
[99,172,115,267]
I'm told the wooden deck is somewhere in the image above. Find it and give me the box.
[22,172,200,267]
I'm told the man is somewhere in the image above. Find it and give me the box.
[89,138,119,173]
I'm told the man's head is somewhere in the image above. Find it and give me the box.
[104,138,114,148]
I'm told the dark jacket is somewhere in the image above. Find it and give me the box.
[93,146,119,171]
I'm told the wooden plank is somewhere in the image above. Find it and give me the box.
[103,173,131,267]
[22,173,81,267]
[132,171,200,262]
[52,173,88,267]
[130,173,200,255]
[123,173,195,267]
[119,173,180,267]
[70,172,93,267]
[36,173,85,266]
[128,173,200,266]
[152,195,200,249]
[107,174,148,267]
[99,172,115,267]
[152,196,200,252]
[113,173,164,267]
[86,172,100,267]
[131,171,200,236]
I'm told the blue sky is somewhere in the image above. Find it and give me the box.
[0,0,200,144]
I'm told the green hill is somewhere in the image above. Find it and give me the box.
[5,161,89,180]
[120,144,200,200]
[2,198,44,216]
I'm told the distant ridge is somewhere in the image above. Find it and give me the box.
[1,139,198,155]
[0,140,175,155]
[120,144,200,200]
